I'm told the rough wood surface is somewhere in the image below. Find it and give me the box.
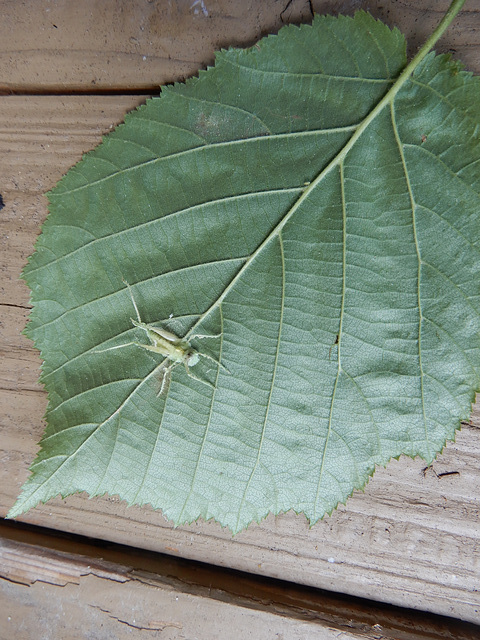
[1,0,478,91]
[1,541,349,640]
[1,534,478,640]
[1,0,480,629]
[1,580,352,640]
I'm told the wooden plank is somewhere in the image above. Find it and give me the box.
[0,0,313,92]
[0,581,355,640]
[1,0,478,92]
[0,540,351,640]
[1,534,478,640]
[1,87,480,623]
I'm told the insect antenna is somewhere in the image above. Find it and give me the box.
[122,278,142,323]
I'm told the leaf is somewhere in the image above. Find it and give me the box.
[10,3,480,533]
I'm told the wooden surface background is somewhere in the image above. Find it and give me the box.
[1,1,479,636]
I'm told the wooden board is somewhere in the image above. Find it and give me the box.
[1,0,480,629]
[1,539,349,640]
[1,0,478,91]
[1,532,478,639]
[0,0,314,92]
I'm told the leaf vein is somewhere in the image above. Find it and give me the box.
[234,234,285,531]
[314,163,346,518]
[36,256,248,332]
[49,378,143,415]
[170,90,273,135]
[26,188,303,277]
[391,101,431,459]
[224,48,392,83]
[130,114,209,144]
[403,143,480,202]
[178,305,225,523]
[53,126,358,196]
[18,363,165,509]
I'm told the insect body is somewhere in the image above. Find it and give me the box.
[97,281,226,395]
[130,318,206,395]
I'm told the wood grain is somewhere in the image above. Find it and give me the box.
[1,0,480,629]
[0,0,313,92]
[1,0,478,91]
[1,541,346,640]
[1,533,478,639]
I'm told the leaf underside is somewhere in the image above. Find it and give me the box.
[11,12,480,533]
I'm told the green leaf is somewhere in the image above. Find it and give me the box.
[10,3,480,533]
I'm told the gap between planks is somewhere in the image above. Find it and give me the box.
[1,519,479,640]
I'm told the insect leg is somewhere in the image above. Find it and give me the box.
[199,352,231,374]
[136,342,172,356]
[157,364,174,396]
[183,361,216,389]
[188,333,229,372]
[144,323,183,343]
[93,341,137,354]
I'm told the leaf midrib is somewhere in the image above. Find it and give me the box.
[184,1,463,344]
[175,10,462,510]
[51,32,446,460]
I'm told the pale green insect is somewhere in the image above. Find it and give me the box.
[97,281,227,395]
